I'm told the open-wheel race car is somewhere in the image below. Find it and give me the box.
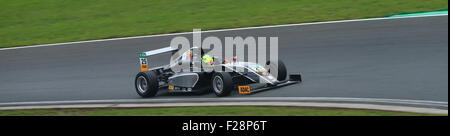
[134,47,302,97]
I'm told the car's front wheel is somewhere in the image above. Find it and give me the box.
[135,71,159,97]
[267,60,287,81]
[211,72,233,97]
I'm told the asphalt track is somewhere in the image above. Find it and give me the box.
[0,15,448,104]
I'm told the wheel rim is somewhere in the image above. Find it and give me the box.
[137,76,148,93]
[213,76,223,93]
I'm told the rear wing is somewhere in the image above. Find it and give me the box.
[138,47,178,71]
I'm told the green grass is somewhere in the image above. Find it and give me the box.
[0,106,444,116]
[0,0,447,48]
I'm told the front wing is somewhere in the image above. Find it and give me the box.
[237,74,302,94]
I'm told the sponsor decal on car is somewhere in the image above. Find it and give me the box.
[139,52,149,71]
[238,86,251,94]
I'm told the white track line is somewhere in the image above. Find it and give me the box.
[0,14,447,51]
[0,101,447,114]
[0,97,447,107]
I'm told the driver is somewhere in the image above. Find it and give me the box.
[188,47,230,66]
[202,54,214,65]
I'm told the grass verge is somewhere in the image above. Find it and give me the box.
[0,106,445,116]
[0,0,448,48]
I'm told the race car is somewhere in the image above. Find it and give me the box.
[134,47,302,97]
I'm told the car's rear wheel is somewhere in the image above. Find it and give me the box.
[212,72,233,97]
[135,71,159,97]
[267,60,287,81]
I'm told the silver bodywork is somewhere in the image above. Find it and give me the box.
[138,47,300,93]
[164,62,279,89]
[168,73,199,88]
[220,62,279,85]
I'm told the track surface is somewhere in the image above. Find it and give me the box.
[0,16,448,103]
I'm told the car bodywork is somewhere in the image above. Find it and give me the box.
[135,47,302,97]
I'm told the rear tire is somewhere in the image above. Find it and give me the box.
[135,71,159,97]
[267,60,287,81]
[211,72,233,97]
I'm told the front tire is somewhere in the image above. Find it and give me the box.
[211,72,233,97]
[267,60,287,81]
[135,71,159,97]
